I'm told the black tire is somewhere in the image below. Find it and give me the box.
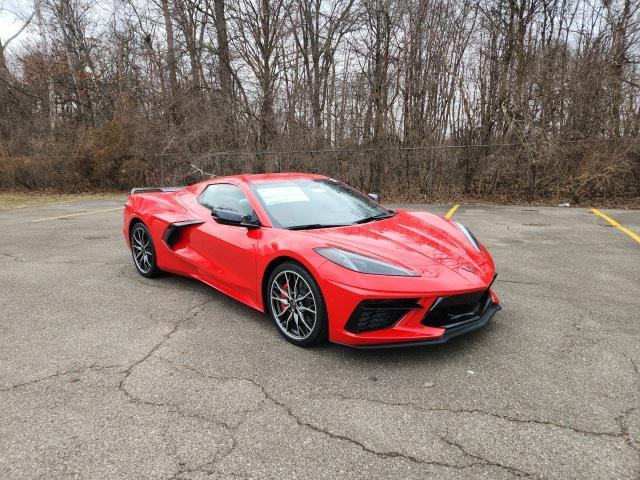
[130,222,162,278]
[267,262,328,347]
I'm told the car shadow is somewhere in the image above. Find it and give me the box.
[325,325,498,363]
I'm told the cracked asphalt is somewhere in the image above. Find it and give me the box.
[0,198,639,480]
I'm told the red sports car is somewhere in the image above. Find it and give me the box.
[123,173,500,348]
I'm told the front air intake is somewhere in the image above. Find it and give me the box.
[345,299,421,333]
[421,289,491,329]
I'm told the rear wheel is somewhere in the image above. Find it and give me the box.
[267,262,328,347]
[130,222,161,278]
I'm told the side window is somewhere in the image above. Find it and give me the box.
[198,184,255,218]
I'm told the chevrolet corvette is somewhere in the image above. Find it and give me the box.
[123,173,500,348]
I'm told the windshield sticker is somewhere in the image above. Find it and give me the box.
[258,186,310,205]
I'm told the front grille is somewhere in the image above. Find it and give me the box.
[421,289,491,329]
[345,299,421,333]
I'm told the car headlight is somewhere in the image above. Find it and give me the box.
[314,247,418,276]
[454,221,481,251]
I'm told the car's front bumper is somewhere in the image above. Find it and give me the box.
[320,272,500,348]
[340,303,501,349]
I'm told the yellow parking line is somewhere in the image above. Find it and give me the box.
[444,204,460,219]
[32,207,122,223]
[591,208,640,245]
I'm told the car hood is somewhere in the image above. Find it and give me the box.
[298,210,494,284]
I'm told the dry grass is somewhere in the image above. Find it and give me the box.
[0,192,122,211]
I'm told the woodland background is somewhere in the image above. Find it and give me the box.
[0,0,639,202]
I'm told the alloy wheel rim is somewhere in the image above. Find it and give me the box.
[132,226,153,274]
[270,270,317,340]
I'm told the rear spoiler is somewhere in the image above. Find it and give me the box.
[130,186,186,195]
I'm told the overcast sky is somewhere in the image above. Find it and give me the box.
[0,0,36,53]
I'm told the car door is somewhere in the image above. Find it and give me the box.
[189,183,262,308]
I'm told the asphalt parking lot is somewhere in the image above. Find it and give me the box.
[1,198,639,480]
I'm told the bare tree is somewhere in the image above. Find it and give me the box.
[230,0,289,152]
[0,0,639,201]
[290,0,357,146]
[0,0,38,77]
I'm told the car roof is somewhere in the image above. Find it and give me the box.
[208,172,328,185]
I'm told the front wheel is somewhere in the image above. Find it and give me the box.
[267,262,328,347]
[130,222,161,278]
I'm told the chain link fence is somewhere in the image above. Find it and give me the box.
[6,139,635,201]
[150,143,531,199]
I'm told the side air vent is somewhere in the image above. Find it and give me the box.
[163,220,205,248]
[345,299,421,333]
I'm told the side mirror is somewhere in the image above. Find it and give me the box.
[368,192,380,203]
[212,208,260,229]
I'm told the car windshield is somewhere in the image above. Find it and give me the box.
[251,179,392,229]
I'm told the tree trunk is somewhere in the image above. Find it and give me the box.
[160,0,179,122]
[213,0,236,144]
